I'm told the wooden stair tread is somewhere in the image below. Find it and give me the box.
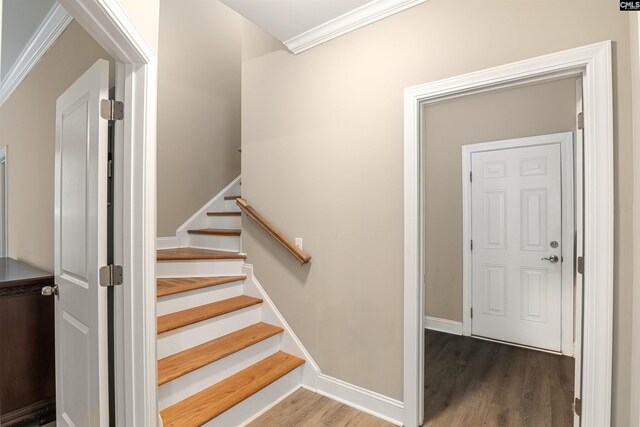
[160,352,304,427]
[158,323,284,385]
[157,276,246,298]
[224,195,241,200]
[157,296,262,334]
[207,211,241,217]
[187,228,241,236]
[157,248,246,261]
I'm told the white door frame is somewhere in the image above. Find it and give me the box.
[461,132,575,356]
[56,1,158,425]
[404,41,613,427]
[0,145,7,258]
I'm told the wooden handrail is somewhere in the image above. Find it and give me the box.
[236,197,311,264]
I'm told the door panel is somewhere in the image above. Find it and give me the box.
[471,143,562,352]
[54,59,109,427]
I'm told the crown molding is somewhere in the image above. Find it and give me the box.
[284,0,426,54]
[0,3,73,107]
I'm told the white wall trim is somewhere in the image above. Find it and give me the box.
[175,175,241,246]
[244,263,403,424]
[242,264,320,385]
[58,0,158,425]
[424,316,462,336]
[284,0,426,54]
[156,236,180,250]
[460,132,575,356]
[404,41,613,427]
[0,3,72,107]
[307,375,404,426]
[237,385,300,427]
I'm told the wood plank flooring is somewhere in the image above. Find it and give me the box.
[250,330,574,427]
[247,388,393,427]
[423,330,574,427]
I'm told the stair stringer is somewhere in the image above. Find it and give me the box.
[175,175,242,248]
[242,263,320,389]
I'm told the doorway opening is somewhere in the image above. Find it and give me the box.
[403,42,614,427]
[423,78,580,425]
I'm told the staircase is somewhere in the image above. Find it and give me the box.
[156,188,307,426]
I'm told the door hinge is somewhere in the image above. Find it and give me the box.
[470,171,473,182]
[577,112,584,130]
[574,397,582,417]
[99,264,123,287]
[470,240,473,250]
[577,256,584,275]
[100,99,124,121]
[470,307,473,319]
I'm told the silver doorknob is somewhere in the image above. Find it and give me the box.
[41,285,59,296]
[541,255,559,264]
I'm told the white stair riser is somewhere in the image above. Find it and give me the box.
[157,282,245,316]
[188,234,241,252]
[156,259,244,278]
[158,335,282,409]
[157,306,262,358]
[202,368,302,427]
[207,215,241,229]
[225,199,241,212]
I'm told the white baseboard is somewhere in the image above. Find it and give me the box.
[237,384,300,427]
[242,264,320,388]
[424,315,463,335]
[304,375,403,426]
[176,175,241,247]
[156,236,180,249]
[244,262,403,425]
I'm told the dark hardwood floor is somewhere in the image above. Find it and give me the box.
[251,330,575,427]
[424,330,574,427]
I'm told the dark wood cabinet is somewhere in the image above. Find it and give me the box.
[0,258,56,426]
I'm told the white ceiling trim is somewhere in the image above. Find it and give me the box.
[284,0,426,54]
[0,3,72,107]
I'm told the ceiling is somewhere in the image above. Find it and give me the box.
[221,0,371,43]
[1,0,57,80]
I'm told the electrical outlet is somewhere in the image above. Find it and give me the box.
[295,238,303,250]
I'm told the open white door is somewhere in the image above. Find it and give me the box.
[470,142,563,352]
[53,59,109,426]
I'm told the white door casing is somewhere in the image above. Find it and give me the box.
[470,140,564,352]
[405,43,612,427]
[54,59,109,427]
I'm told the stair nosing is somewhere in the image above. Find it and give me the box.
[157,275,246,298]
[160,352,304,426]
[157,322,284,385]
[187,228,242,236]
[207,211,241,217]
[156,248,246,261]
[157,295,262,334]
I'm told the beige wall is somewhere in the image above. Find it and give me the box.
[0,21,111,271]
[156,0,241,236]
[423,78,577,322]
[241,1,634,423]
[119,0,160,52]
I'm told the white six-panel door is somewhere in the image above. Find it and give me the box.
[54,59,110,426]
[471,142,563,352]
